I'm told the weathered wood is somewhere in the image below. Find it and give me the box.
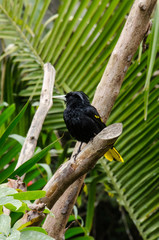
[15,63,55,179]
[36,123,122,208]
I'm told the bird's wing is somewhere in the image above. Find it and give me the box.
[85,105,106,129]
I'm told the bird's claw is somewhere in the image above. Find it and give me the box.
[73,153,78,161]
[72,142,83,161]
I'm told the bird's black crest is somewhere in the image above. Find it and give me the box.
[65,91,90,107]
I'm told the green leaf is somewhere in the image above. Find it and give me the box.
[43,207,54,217]
[0,214,11,236]
[38,163,52,181]
[27,178,46,191]
[7,229,20,240]
[9,134,26,146]
[0,196,22,211]
[144,1,159,120]
[0,161,17,184]
[20,227,47,235]
[71,237,94,240]
[65,227,85,239]
[10,190,46,200]
[0,235,6,240]
[85,180,96,233]
[9,141,55,178]
[0,186,17,196]
[0,101,29,147]
[0,104,15,127]
[20,230,55,240]
[0,143,21,170]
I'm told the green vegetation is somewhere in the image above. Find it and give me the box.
[0,0,159,239]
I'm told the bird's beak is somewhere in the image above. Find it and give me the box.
[53,95,66,101]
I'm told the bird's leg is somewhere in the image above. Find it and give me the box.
[78,142,83,153]
[73,142,83,161]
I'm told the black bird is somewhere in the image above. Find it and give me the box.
[55,91,123,162]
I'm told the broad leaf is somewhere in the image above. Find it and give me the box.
[0,214,11,236]
[20,230,55,240]
[10,190,46,200]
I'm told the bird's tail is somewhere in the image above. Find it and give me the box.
[104,147,124,162]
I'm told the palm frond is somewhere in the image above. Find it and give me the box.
[0,0,133,130]
[101,55,159,240]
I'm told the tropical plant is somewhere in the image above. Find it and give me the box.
[0,100,54,185]
[0,185,55,240]
[0,103,57,238]
[0,0,159,239]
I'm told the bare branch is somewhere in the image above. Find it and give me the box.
[43,176,85,239]
[16,63,55,177]
[5,63,55,217]
[36,123,122,208]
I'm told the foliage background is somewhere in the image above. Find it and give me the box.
[0,0,159,239]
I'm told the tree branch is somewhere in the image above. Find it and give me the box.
[92,0,157,121]
[44,0,157,238]
[36,123,122,208]
[42,176,85,238]
[15,63,55,178]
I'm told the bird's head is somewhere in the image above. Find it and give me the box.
[53,91,90,107]
[65,91,90,107]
